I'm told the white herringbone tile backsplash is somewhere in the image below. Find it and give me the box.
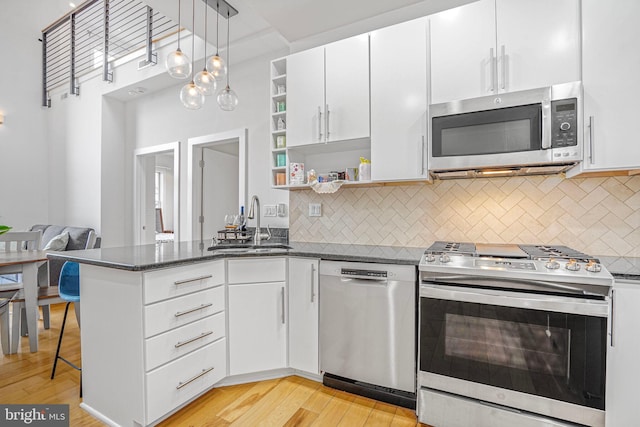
[289,176,640,257]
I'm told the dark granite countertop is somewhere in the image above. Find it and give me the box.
[47,240,425,271]
[600,256,640,281]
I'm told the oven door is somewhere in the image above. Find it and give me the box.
[419,284,608,426]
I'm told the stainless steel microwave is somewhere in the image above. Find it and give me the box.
[428,81,582,179]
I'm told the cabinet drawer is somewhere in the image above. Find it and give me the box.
[144,286,224,338]
[144,261,224,304]
[227,257,286,284]
[146,338,226,424]
[145,311,225,370]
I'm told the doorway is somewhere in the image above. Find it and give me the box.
[187,129,247,243]
[133,142,180,245]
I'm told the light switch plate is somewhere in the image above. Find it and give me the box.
[309,203,322,217]
[264,205,277,217]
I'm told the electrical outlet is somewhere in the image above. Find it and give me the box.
[264,205,277,217]
[309,203,322,217]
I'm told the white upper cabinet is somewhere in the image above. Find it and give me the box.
[286,47,325,147]
[371,18,428,181]
[287,35,370,147]
[429,0,580,104]
[430,0,496,104]
[324,35,370,143]
[580,0,640,171]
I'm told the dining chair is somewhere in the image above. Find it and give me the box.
[0,290,18,355]
[0,230,43,289]
[51,261,81,396]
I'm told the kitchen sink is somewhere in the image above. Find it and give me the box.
[208,244,292,254]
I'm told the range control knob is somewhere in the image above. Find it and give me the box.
[565,259,580,271]
[560,122,571,131]
[545,258,560,270]
[439,254,451,264]
[586,260,602,273]
[425,253,436,263]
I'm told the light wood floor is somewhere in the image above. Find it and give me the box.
[1,304,428,426]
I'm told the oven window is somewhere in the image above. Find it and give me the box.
[420,297,606,410]
[445,313,569,377]
[432,104,541,157]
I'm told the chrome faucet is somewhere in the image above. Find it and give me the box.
[248,195,271,244]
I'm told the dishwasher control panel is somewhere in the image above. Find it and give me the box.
[341,268,388,278]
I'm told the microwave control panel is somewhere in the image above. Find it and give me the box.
[551,98,578,148]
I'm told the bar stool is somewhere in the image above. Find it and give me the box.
[51,261,81,396]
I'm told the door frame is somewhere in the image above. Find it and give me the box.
[186,128,248,242]
[133,141,181,245]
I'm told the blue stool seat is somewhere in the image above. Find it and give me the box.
[58,261,80,303]
[51,261,82,396]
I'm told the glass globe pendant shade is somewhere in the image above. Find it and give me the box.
[206,54,227,81]
[194,69,216,96]
[180,81,205,110]
[217,85,238,111]
[166,48,191,79]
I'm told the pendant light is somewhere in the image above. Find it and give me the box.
[194,0,216,95]
[217,9,238,111]
[165,0,191,79]
[180,0,204,109]
[206,1,227,82]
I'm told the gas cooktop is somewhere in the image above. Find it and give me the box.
[419,241,613,290]
[425,241,595,262]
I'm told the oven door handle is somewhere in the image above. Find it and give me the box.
[422,273,608,298]
[420,284,609,318]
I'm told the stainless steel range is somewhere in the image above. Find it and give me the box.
[418,241,613,427]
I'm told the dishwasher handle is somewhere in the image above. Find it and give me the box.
[339,268,387,281]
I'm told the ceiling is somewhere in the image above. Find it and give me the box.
[45,0,478,60]
[42,0,477,100]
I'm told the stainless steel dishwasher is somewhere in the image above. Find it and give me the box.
[319,260,416,408]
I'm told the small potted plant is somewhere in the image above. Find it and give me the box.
[0,225,11,235]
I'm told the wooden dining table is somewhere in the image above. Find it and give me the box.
[0,250,48,352]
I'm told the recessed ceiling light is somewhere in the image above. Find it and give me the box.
[69,2,76,8]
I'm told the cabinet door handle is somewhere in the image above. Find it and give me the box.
[610,288,615,347]
[500,45,506,90]
[174,303,213,317]
[488,48,495,92]
[176,367,214,390]
[326,104,331,141]
[310,264,315,303]
[281,287,286,324]
[174,275,213,286]
[175,331,213,348]
[421,135,425,176]
[589,116,595,165]
[318,106,323,141]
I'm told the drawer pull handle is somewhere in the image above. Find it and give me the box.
[174,275,213,286]
[175,331,214,348]
[176,367,214,390]
[174,303,213,317]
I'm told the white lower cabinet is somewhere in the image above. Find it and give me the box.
[146,338,226,423]
[78,261,227,427]
[227,258,287,376]
[288,258,320,375]
[606,280,640,426]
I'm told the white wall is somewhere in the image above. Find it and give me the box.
[125,53,290,237]
[0,2,60,230]
[0,0,293,242]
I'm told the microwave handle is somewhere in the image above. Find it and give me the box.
[541,91,552,149]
